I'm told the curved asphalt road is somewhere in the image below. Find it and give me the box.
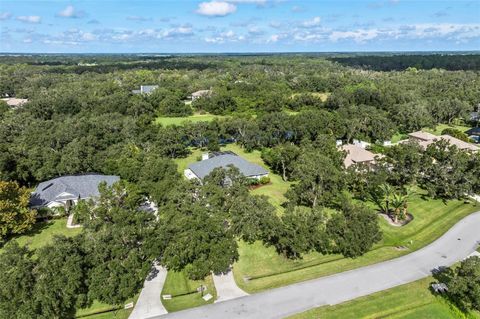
[152,211,480,319]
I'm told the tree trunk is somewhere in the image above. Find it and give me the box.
[281,160,287,181]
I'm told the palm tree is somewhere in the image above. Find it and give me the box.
[390,193,408,223]
[380,184,394,215]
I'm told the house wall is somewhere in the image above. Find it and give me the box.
[249,173,269,180]
[184,168,199,180]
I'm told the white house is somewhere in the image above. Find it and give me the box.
[132,85,159,95]
[190,89,212,101]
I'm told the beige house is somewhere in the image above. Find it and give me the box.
[1,98,28,107]
[340,144,377,168]
[407,131,479,152]
[190,89,212,101]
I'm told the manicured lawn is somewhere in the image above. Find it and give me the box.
[75,295,138,319]
[425,123,472,136]
[161,271,217,312]
[233,192,479,293]
[287,277,480,319]
[223,144,292,213]
[155,113,225,126]
[0,218,81,253]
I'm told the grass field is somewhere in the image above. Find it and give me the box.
[0,218,81,253]
[155,113,225,126]
[161,271,217,312]
[425,123,472,136]
[287,277,480,319]
[75,295,138,319]
[234,192,479,293]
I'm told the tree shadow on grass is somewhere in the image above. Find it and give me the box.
[1,219,52,248]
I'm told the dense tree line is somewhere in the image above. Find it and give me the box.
[329,54,480,71]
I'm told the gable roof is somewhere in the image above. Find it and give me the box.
[340,144,376,168]
[465,127,480,136]
[408,131,437,141]
[141,85,158,94]
[187,154,268,179]
[437,135,479,152]
[191,89,211,98]
[30,174,120,207]
[1,98,28,107]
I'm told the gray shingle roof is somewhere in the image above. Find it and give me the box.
[30,174,120,207]
[188,155,268,179]
[141,85,158,94]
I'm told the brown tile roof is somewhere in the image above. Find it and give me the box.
[340,144,376,168]
[408,131,437,141]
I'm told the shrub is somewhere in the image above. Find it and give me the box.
[259,176,271,185]
[441,128,471,143]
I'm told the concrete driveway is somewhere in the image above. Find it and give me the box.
[129,265,168,319]
[212,268,248,303]
[151,211,480,319]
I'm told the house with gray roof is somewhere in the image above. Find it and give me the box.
[30,174,120,209]
[184,151,268,181]
[132,85,159,95]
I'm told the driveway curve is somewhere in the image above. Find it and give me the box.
[151,211,480,319]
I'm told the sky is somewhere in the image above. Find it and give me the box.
[0,0,479,53]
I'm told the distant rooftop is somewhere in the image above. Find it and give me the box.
[1,98,28,107]
[407,131,479,152]
[187,152,268,179]
[408,131,437,141]
[132,85,159,94]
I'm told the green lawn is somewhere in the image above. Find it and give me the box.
[155,113,225,126]
[0,218,81,253]
[75,295,138,319]
[425,123,472,136]
[287,277,480,319]
[161,271,217,312]
[234,192,479,293]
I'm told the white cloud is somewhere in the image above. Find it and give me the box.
[205,29,245,43]
[0,12,12,20]
[196,1,237,17]
[16,16,41,24]
[268,34,280,42]
[126,15,151,22]
[329,29,379,43]
[301,16,321,28]
[81,32,97,41]
[57,5,85,18]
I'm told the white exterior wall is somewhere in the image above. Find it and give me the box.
[184,168,199,180]
[250,173,269,180]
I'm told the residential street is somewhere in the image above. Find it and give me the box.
[152,211,480,319]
